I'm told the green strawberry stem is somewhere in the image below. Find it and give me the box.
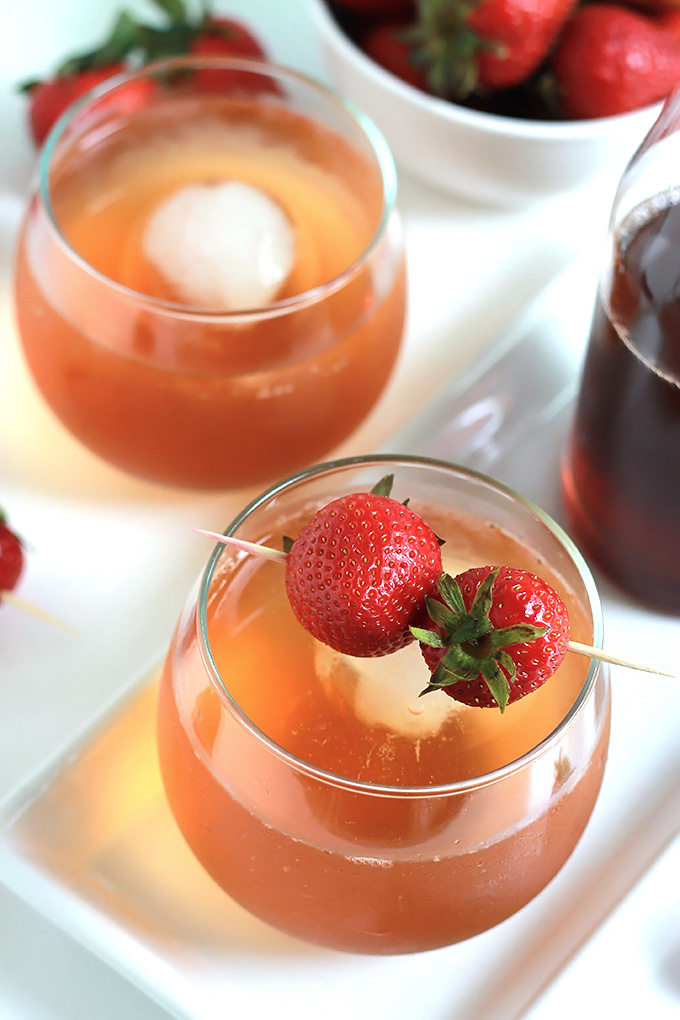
[409,0,496,99]
[411,567,550,711]
[24,0,213,85]
[193,530,674,679]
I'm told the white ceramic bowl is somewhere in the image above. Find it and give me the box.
[308,0,662,207]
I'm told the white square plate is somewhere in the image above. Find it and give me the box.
[1,258,678,1020]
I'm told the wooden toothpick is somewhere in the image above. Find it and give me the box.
[195,529,676,679]
[193,528,287,563]
[566,640,674,678]
[1,590,76,632]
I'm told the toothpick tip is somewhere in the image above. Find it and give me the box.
[193,527,288,564]
[567,639,675,678]
[1,590,76,632]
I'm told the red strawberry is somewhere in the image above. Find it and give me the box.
[190,16,268,61]
[20,6,270,147]
[190,17,273,93]
[656,8,680,43]
[625,0,680,9]
[361,21,430,92]
[413,566,570,711]
[332,0,416,14]
[284,477,443,657]
[26,64,125,146]
[413,0,578,98]
[0,512,25,596]
[551,4,680,119]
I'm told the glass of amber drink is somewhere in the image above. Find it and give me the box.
[14,59,406,489]
[157,454,610,954]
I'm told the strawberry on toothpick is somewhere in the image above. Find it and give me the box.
[0,510,25,596]
[413,566,571,711]
[0,508,72,630]
[196,477,674,705]
[284,476,444,658]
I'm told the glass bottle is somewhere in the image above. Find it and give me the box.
[562,88,680,614]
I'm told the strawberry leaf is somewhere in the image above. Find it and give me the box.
[149,0,189,22]
[436,572,466,616]
[496,648,517,679]
[57,11,140,76]
[480,660,510,712]
[410,626,446,648]
[488,623,548,650]
[448,615,491,644]
[424,595,460,631]
[429,658,477,689]
[370,474,394,498]
[419,682,440,698]
[469,567,499,619]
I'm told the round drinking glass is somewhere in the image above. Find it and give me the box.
[157,454,610,954]
[14,58,406,489]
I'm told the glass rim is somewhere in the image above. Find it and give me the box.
[196,453,606,799]
[38,54,399,322]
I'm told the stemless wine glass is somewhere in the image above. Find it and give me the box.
[562,87,680,612]
[13,58,406,489]
[157,455,610,954]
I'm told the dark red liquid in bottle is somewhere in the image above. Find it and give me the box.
[563,196,680,613]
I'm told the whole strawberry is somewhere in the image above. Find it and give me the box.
[413,566,570,710]
[25,65,126,146]
[551,4,680,119]
[413,0,578,98]
[190,15,267,62]
[361,22,430,93]
[658,10,680,44]
[284,478,443,657]
[333,0,416,13]
[0,511,25,596]
[20,1,270,147]
[190,16,274,93]
[625,0,680,9]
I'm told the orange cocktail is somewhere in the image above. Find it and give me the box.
[14,59,406,489]
[157,456,610,954]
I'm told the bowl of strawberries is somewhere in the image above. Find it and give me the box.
[308,0,680,206]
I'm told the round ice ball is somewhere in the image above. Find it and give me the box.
[142,180,296,311]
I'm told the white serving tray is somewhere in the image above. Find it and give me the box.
[1,258,678,1020]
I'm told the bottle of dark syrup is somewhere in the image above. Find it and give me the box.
[562,90,680,614]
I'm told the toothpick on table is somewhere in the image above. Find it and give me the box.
[195,529,675,679]
[1,590,76,632]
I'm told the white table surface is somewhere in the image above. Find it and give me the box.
[1,2,678,1018]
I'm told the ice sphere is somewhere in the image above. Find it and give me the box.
[142,181,295,310]
[314,551,475,738]
[314,640,467,739]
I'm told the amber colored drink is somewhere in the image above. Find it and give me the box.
[14,60,405,489]
[157,457,610,954]
[563,194,680,612]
